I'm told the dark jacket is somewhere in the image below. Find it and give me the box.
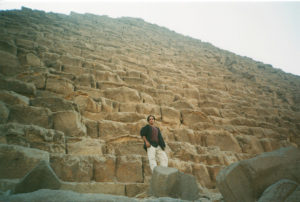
[140,124,166,151]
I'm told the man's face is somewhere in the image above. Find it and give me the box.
[148,117,155,125]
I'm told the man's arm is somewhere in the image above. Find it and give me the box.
[142,135,151,148]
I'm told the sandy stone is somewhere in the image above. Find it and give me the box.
[0,90,30,106]
[93,155,116,182]
[116,155,143,183]
[8,105,52,129]
[53,111,86,137]
[0,144,49,179]
[50,154,93,182]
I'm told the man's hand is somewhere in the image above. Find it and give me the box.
[145,141,151,148]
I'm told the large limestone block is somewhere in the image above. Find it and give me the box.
[53,111,86,137]
[30,97,78,112]
[60,54,83,67]
[0,90,30,106]
[205,130,242,153]
[0,101,9,124]
[236,135,264,154]
[125,183,148,197]
[8,105,53,129]
[102,86,141,103]
[258,179,298,202]
[13,161,62,194]
[73,95,101,113]
[172,128,195,144]
[50,154,93,182]
[83,118,99,138]
[74,73,96,88]
[192,163,213,188]
[216,146,300,202]
[161,106,181,125]
[22,53,42,67]
[67,137,105,155]
[0,39,17,55]
[106,136,144,155]
[181,109,211,126]
[0,144,49,179]
[46,76,74,95]
[150,166,199,200]
[16,70,47,89]
[94,70,123,83]
[0,123,65,153]
[286,186,300,202]
[0,50,22,76]
[116,155,143,183]
[104,112,146,123]
[0,76,36,96]
[93,155,116,182]
[170,100,194,110]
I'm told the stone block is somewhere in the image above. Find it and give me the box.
[104,112,146,123]
[13,161,62,194]
[93,155,116,182]
[0,101,9,124]
[116,155,143,183]
[258,179,298,202]
[67,137,104,156]
[83,118,99,138]
[0,39,17,55]
[0,76,36,96]
[0,144,49,179]
[53,111,86,137]
[73,95,101,113]
[50,154,93,182]
[161,106,181,125]
[102,86,141,103]
[74,73,96,88]
[46,76,74,95]
[125,183,148,197]
[8,105,52,129]
[0,123,65,153]
[216,146,300,202]
[181,109,211,126]
[30,97,78,112]
[205,130,242,153]
[0,90,30,106]
[0,50,22,76]
[150,166,199,200]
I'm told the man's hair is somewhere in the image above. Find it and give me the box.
[147,115,156,122]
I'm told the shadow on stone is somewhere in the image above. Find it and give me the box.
[13,160,62,194]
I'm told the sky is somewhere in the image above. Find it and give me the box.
[1,0,300,76]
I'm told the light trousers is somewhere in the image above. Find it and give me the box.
[147,145,168,172]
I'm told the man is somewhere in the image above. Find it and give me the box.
[140,115,168,172]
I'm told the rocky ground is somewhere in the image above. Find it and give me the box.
[0,7,299,201]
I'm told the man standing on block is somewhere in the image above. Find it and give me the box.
[140,115,168,172]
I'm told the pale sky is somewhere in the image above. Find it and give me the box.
[1,0,300,76]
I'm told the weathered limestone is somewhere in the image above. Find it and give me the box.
[53,111,87,137]
[0,144,49,179]
[116,155,143,183]
[258,179,299,202]
[0,123,65,153]
[50,154,93,182]
[150,166,199,200]
[8,105,52,129]
[13,161,62,194]
[0,50,21,76]
[30,97,78,112]
[0,101,9,124]
[93,155,116,182]
[0,76,36,96]
[0,90,30,106]
[46,75,74,95]
[216,146,300,202]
